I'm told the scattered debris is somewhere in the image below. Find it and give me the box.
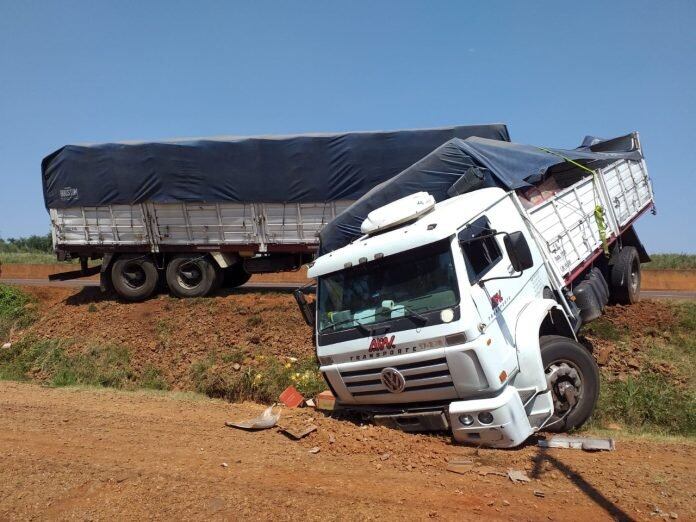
[315,390,336,411]
[446,458,474,475]
[538,435,615,451]
[308,446,321,454]
[534,490,545,498]
[328,434,336,444]
[280,424,318,440]
[379,452,391,461]
[502,500,510,506]
[225,405,281,430]
[507,469,531,484]
[221,462,228,468]
[670,513,678,520]
[1,342,11,350]
[305,398,316,408]
[232,363,241,371]
[477,466,506,477]
[279,386,305,408]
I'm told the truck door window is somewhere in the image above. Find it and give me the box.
[459,216,502,282]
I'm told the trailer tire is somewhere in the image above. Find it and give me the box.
[111,255,159,302]
[166,255,217,298]
[610,246,641,304]
[223,263,252,288]
[540,335,599,433]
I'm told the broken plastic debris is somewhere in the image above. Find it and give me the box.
[279,385,305,408]
[507,469,531,484]
[538,435,615,451]
[280,424,318,440]
[305,398,316,408]
[308,446,320,454]
[225,405,281,430]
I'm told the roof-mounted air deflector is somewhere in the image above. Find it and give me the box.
[361,192,436,235]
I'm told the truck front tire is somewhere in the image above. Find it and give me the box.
[610,246,641,304]
[111,255,159,302]
[166,255,218,298]
[540,335,600,433]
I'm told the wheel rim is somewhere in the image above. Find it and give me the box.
[122,263,147,289]
[176,261,204,289]
[545,359,584,415]
[630,258,640,293]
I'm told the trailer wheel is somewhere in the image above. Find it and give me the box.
[222,263,252,288]
[111,255,159,302]
[540,335,599,433]
[610,246,641,304]
[166,255,218,298]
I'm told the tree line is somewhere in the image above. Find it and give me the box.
[0,233,53,253]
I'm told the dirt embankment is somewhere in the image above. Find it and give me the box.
[0,381,693,521]
[13,286,682,392]
[16,286,314,388]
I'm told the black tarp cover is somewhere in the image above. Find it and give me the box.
[318,134,642,254]
[42,125,510,209]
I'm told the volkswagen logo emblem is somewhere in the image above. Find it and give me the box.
[380,367,406,394]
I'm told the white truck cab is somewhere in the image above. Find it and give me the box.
[304,188,590,448]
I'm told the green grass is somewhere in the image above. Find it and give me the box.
[0,252,62,264]
[0,284,38,342]
[190,351,325,403]
[585,302,696,437]
[0,336,168,391]
[643,253,696,270]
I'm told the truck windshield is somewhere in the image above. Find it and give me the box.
[318,239,458,333]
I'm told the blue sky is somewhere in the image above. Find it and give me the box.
[0,1,694,252]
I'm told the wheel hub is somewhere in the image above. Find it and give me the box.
[177,262,203,289]
[545,362,583,413]
[123,264,146,289]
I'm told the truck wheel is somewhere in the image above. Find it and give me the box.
[610,246,640,304]
[540,335,599,433]
[223,263,252,288]
[166,255,217,298]
[111,255,159,301]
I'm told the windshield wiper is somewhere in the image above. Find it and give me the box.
[323,315,372,333]
[401,305,428,324]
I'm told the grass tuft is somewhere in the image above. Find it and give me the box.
[0,284,38,342]
[190,353,325,403]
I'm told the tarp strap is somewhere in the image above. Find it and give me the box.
[536,147,609,256]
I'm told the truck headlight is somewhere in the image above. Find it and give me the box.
[478,411,494,425]
[459,414,475,426]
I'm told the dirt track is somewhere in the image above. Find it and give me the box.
[0,381,693,521]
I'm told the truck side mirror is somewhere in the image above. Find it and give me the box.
[293,287,316,328]
[504,231,533,273]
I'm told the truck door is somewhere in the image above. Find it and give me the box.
[458,212,532,383]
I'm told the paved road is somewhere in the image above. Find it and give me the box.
[0,278,304,292]
[1,277,694,299]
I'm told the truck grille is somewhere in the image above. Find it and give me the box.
[339,356,455,398]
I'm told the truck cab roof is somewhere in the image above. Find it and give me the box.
[308,187,508,278]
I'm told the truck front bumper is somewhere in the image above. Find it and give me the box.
[448,386,533,448]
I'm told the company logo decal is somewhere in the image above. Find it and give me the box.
[368,335,395,352]
[59,187,79,200]
[380,367,406,393]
